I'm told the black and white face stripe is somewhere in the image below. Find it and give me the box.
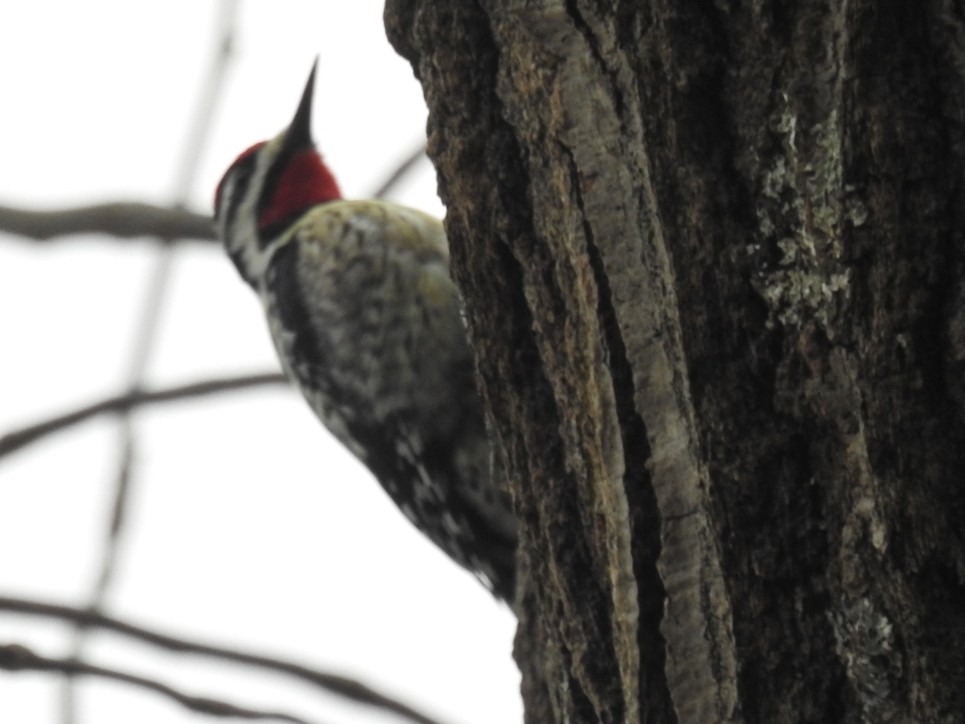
[215,149,259,225]
[215,135,287,288]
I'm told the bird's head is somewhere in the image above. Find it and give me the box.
[214,59,342,287]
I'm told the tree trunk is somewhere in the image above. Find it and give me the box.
[384,1,965,722]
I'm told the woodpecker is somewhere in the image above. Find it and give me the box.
[214,62,516,601]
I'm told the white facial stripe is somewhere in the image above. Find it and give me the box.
[224,134,286,285]
[215,174,238,240]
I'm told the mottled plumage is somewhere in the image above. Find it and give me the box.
[214,63,516,600]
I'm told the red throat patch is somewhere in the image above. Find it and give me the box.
[258,149,342,230]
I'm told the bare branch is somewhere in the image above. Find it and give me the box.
[53,4,241,718]
[63,6,247,718]
[0,144,429,246]
[0,596,446,724]
[0,202,215,242]
[0,642,321,724]
[0,372,289,461]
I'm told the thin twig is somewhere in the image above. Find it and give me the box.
[0,202,216,242]
[0,372,289,461]
[62,2,243,720]
[371,144,429,199]
[1,643,322,724]
[0,596,446,724]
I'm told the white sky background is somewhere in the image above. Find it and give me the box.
[0,2,521,723]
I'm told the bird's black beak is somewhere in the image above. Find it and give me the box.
[282,58,317,152]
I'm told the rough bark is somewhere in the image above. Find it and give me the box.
[384,1,965,722]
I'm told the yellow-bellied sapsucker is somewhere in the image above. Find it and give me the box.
[213,62,516,601]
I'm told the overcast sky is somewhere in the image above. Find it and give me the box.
[0,2,520,722]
